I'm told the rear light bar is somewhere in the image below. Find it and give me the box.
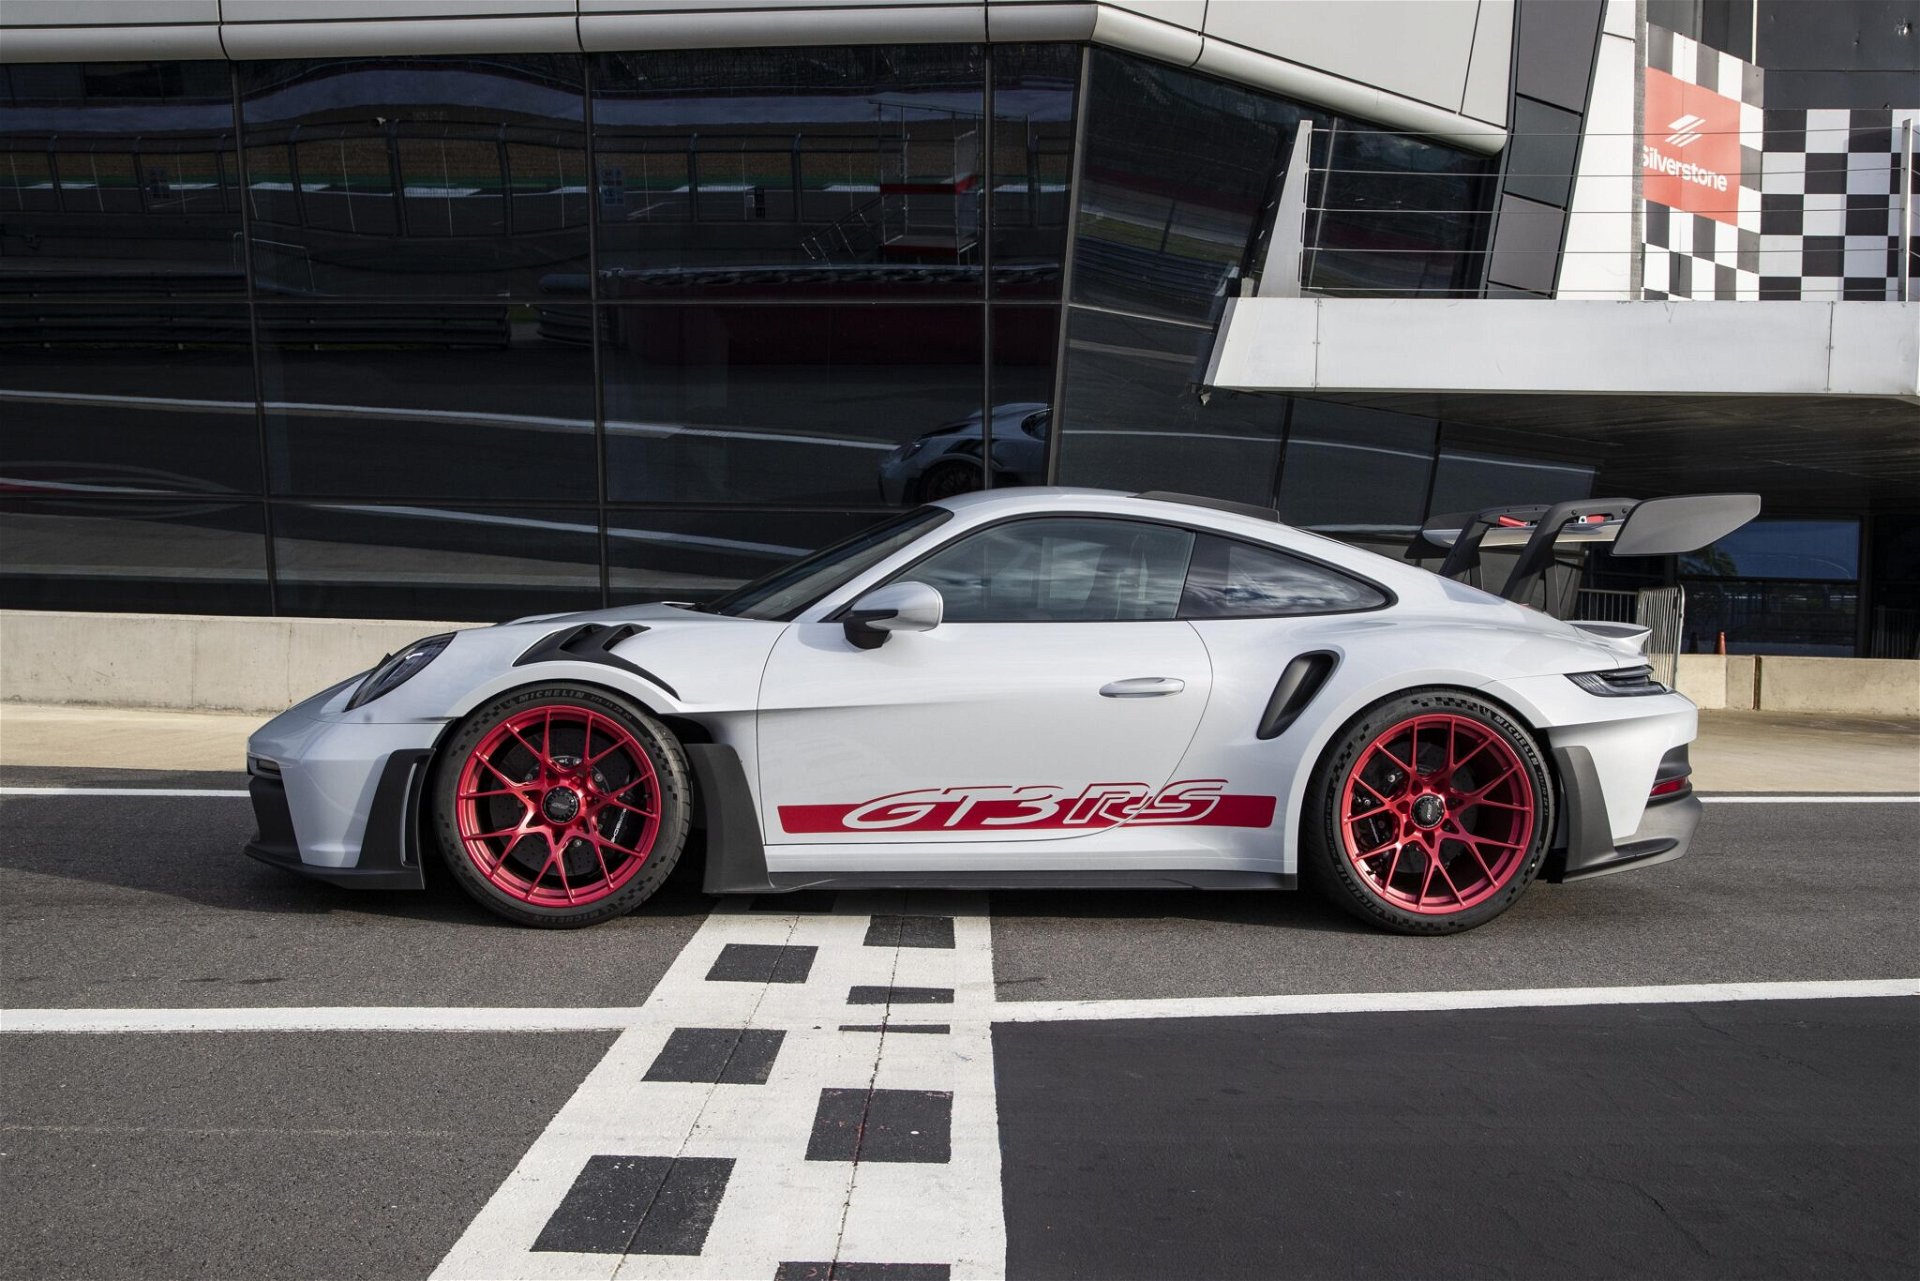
[1567,665,1667,697]
[1649,775,1689,797]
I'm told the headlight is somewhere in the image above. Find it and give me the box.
[346,633,454,710]
[1567,665,1666,697]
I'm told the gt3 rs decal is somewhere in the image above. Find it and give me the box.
[777,779,1277,835]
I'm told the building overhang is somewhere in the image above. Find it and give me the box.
[1204,298,1920,404]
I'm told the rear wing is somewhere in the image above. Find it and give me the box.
[1415,494,1761,603]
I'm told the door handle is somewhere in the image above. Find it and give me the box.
[1100,677,1185,698]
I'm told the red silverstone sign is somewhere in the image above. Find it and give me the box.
[1643,67,1741,224]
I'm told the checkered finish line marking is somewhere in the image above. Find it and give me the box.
[428,891,1000,1281]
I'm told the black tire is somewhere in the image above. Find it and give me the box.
[913,460,983,503]
[1301,689,1554,935]
[430,683,691,929]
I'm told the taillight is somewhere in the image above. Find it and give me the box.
[1650,774,1689,798]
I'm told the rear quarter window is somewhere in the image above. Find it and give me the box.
[1179,534,1387,618]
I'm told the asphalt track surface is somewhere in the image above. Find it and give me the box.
[2,770,1915,1280]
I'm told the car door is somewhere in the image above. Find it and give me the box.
[756,516,1214,856]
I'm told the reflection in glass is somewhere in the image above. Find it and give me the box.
[607,507,890,605]
[1181,534,1387,617]
[990,45,1079,298]
[907,516,1194,622]
[1682,581,1861,657]
[0,303,262,494]
[257,305,594,500]
[1428,446,1594,518]
[1055,308,1283,504]
[1276,399,1437,534]
[1305,125,1490,297]
[235,56,589,299]
[591,46,986,300]
[601,304,983,505]
[272,503,599,620]
[0,499,268,614]
[0,61,243,298]
[1071,50,1304,321]
[1680,520,1861,580]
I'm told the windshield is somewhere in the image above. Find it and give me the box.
[701,507,953,621]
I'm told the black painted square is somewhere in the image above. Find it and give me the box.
[533,1155,733,1255]
[775,1263,952,1279]
[806,1088,953,1163]
[863,916,956,950]
[708,943,816,984]
[847,985,954,1005]
[645,1027,786,1085]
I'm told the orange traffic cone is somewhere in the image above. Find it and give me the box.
[1716,631,1727,656]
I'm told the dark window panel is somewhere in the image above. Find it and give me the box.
[980,304,1060,491]
[1427,446,1595,518]
[607,507,891,605]
[271,502,600,621]
[0,60,244,300]
[1276,399,1437,533]
[1054,307,1284,504]
[1306,124,1492,297]
[600,304,984,506]
[1680,519,1862,580]
[235,56,589,300]
[0,302,262,495]
[256,303,594,501]
[0,498,268,614]
[590,45,986,301]
[1070,49,1301,322]
[990,44,1079,299]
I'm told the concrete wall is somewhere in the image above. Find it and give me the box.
[1675,652,1917,717]
[4,610,1913,718]
[0,611,475,714]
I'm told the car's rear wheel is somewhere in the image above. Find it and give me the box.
[431,683,689,928]
[914,460,982,502]
[1302,690,1552,934]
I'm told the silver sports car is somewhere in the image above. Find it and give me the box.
[246,487,1756,933]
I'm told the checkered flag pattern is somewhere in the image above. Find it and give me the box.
[1640,25,1916,302]
[1641,26,1764,301]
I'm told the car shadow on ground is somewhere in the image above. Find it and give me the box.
[0,790,716,929]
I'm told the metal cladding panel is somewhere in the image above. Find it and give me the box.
[1556,16,1639,300]
[1206,298,1918,398]
[1202,0,1484,115]
[0,24,226,61]
[1463,0,1514,125]
[1,0,217,22]
[218,15,582,58]
[223,0,574,17]
[580,5,989,49]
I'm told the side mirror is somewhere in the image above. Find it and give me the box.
[843,581,943,650]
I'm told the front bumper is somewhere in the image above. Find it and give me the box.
[245,750,430,890]
[243,678,445,890]
[1545,743,1702,882]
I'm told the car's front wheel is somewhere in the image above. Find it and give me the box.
[1302,690,1553,934]
[431,683,690,928]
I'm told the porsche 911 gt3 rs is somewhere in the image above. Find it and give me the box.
[244,487,1754,933]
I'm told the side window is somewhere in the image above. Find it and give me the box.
[903,518,1195,622]
[1180,534,1387,618]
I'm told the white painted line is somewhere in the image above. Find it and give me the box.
[0,787,250,799]
[1699,795,1920,803]
[990,978,1920,1025]
[1,1007,651,1034]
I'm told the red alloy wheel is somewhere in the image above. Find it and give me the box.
[453,705,662,907]
[1338,713,1537,915]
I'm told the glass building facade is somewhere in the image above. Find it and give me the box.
[0,43,1900,652]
